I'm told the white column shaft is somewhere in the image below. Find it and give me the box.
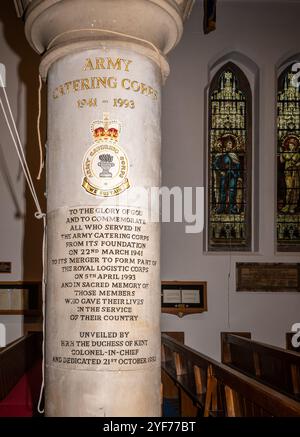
[46,46,161,416]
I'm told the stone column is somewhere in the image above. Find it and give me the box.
[17,0,193,417]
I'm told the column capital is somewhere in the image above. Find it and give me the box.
[16,0,194,78]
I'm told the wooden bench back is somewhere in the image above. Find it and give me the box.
[0,333,42,400]
[221,332,300,400]
[162,333,300,417]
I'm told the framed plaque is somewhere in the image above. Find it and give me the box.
[0,262,11,274]
[161,281,207,317]
[0,281,42,315]
[236,263,300,292]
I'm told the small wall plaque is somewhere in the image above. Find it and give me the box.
[0,281,42,315]
[0,262,11,274]
[236,263,300,292]
[161,281,207,317]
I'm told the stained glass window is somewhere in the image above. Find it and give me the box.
[208,63,252,251]
[277,64,300,251]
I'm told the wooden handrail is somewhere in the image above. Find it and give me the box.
[162,334,300,417]
[162,333,221,369]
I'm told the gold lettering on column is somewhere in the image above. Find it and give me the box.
[83,57,133,72]
[52,58,158,101]
[122,59,132,72]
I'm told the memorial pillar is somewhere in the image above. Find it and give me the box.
[17,0,194,416]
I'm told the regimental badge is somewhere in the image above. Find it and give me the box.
[82,112,130,197]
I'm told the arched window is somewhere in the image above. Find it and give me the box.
[277,63,300,251]
[208,62,252,251]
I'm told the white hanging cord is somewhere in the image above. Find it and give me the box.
[37,75,44,180]
[36,75,46,412]
[0,74,46,414]
[37,224,46,414]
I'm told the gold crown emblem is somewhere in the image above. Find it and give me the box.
[91,112,121,143]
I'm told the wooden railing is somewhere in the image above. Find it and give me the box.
[0,333,42,400]
[221,333,300,400]
[161,334,300,417]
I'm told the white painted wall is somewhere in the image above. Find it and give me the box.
[0,0,299,358]
[161,0,300,360]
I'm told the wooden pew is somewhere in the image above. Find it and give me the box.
[162,333,300,417]
[221,332,300,400]
[0,333,42,401]
[162,334,207,416]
